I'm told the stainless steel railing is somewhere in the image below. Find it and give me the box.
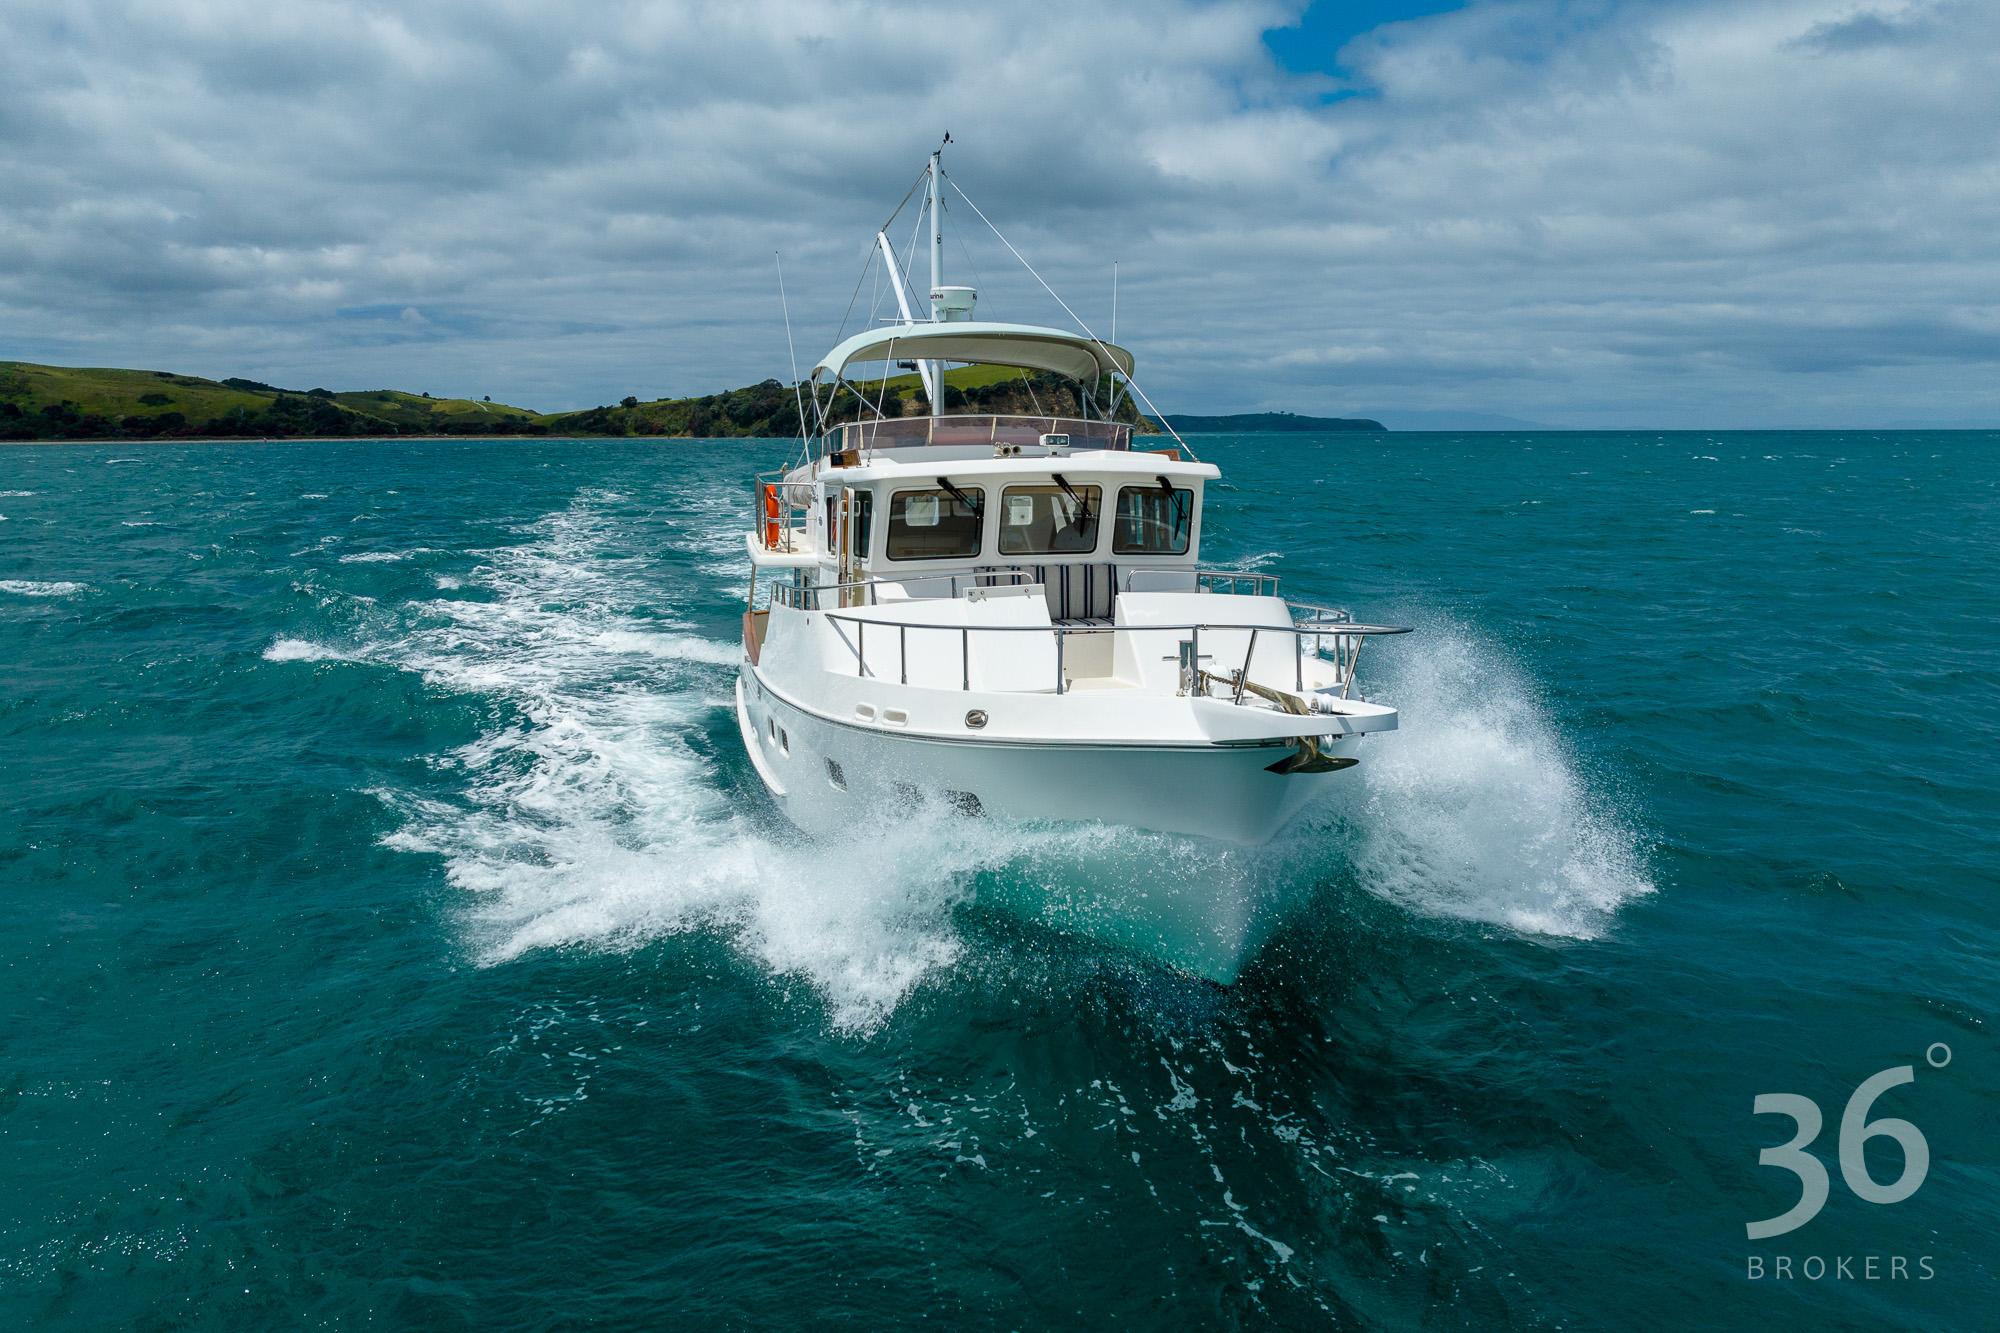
[765,563,1285,611]
[750,472,816,554]
[818,610,1408,701]
[768,567,1038,610]
[830,414,1133,453]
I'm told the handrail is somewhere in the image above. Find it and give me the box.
[751,470,816,555]
[830,413,1133,454]
[771,563,1283,610]
[770,566,1037,610]
[818,609,1409,702]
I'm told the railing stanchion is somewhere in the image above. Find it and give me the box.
[962,628,970,691]
[1237,628,1257,704]
[858,620,867,678]
[899,625,907,685]
[1056,629,1066,695]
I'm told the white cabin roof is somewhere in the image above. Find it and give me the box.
[811,322,1134,385]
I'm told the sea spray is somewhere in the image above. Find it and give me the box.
[1348,623,1654,936]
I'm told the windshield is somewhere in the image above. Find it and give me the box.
[885,486,983,560]
[1113,484,1193,555]
[998,483,1100,555]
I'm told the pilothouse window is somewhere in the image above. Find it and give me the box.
[886,485,983,560]
[998,482,1101,555]
[1113,483,1194,555]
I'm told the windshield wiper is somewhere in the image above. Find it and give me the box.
[1051,472,1093,523]
[937,478,980,512]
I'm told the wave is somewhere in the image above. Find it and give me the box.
[262,637,360,663]
[0,580,87,597]
[338,548,433,564]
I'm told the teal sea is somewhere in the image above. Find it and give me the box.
[2,432,1994,1327]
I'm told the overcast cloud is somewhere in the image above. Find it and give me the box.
[2,0,1996,426]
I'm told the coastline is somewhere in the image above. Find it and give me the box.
[0,433,761,445]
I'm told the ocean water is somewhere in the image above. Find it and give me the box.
[1,432,1994,1328]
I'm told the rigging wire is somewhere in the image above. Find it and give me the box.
[774,251,811,466]
[941,172,1195,458]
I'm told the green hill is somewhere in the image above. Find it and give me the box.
[0,362,550,441]
[546,364,1154,439]
[0,359,1156,442]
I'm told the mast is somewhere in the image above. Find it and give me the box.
[926,147,944,417]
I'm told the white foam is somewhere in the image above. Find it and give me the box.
[0,580,87,597]
[1349,627,1653,937]
[338,548,431,564]
[353,490,1651,1021]
[362,489,971,1031]
[0,490,33,497]
[262,637,356,662]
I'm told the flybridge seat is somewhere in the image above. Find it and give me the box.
[832,415,1131,452]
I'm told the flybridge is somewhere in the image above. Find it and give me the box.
[799,138,1187,461]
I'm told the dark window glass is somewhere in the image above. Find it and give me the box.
[852,490,872,558]
[886,487,983,560]
[998,483,1101,555]
[1113,485,1193,554]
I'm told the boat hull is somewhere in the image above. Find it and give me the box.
[735,667,1364,980]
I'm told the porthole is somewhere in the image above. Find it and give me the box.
[826,758,846,790]
[766,717,776,743]
[779,727,790,756]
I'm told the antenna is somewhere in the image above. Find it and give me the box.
[1111,261,1119,344]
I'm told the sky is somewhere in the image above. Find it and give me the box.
[2,0,1997,428]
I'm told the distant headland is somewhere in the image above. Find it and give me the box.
[1,359,1385,442]
[1163,410,1385,433]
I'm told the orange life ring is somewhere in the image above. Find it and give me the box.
[762,483,781,548]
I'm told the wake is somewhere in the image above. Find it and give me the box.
[274,488,1652,1030]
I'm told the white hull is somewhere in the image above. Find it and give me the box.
[736,669,1368,980]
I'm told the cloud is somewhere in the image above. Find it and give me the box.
[0,0,1996,425]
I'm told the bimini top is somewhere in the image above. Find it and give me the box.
[811,321,1133,385]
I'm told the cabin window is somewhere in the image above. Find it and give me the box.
[885,485,983,560]
[1113,484,1194,554]
[998,483,1101,555]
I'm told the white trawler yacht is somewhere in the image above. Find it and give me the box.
[737,146,1407,979]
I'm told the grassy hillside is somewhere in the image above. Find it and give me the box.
[328,388,541,432]
[540,363,1155,438]
[1,358,1158,442]
[0,362,551,441]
